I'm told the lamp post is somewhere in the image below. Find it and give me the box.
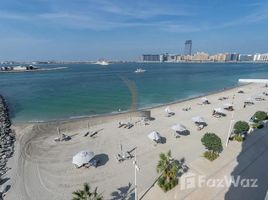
[226,94,235,147]
[133,149,140,200]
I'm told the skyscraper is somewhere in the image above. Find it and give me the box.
[184,40,192,55]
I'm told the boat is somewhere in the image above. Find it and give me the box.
[134,68,146,73]
[95,60,109,66]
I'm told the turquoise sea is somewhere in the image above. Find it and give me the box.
[0,63,268,122]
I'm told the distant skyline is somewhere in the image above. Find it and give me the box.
[1,0,268,61]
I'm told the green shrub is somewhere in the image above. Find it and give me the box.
[163,184,168,192]
[234,121,249,134]
[252,122,264,129]
[257,124,264,129]
[158,175,178,192]
[254,111,268,122]
[170,179,178,189]
[203,151,219,161]
[157,150,180,192]
[201,133,223,154]
[234,134,245,142]
[158,176,165,187]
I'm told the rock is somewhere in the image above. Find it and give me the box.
[0,95,15,197]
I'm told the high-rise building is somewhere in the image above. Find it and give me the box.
[239,54,254,62]
[258,53,268,62]
[226,53,239,62]
[141,54,160,62]
[184,40,192,55]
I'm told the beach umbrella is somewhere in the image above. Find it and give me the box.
[223,103,232,108]
[245,98,254,103]
[192,116,206,124]
[165,106,171,113]
[201,97,208,103]
[214,108,226,114]
[72,150,95,167]
[148,131,161,142]
[171,124,187,132]
[253,93,264,98]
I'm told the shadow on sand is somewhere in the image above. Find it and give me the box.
[94,153,109,167]
[225,125,268,200]
[110,182,135,200]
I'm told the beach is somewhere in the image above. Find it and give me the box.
[3,83,268,200]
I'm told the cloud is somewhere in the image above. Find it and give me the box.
[2,0,268,34]
[93,0,194,19]
[217,2,268,28]
[0,0,198,32]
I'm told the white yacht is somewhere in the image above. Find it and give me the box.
[134,68,146,73]
[95,60,109,66]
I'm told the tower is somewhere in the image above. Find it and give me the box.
[184,40,192,55]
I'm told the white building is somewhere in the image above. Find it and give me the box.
[259,53,268,61]
[254,53,268,62]
[13,66,27,71]
[254,54,261,61]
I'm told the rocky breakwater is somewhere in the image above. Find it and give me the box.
[0,95,15,198]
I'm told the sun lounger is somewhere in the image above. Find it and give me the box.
[255,97,265,101]
[224,107,234,111]
[213,114,221,118]
[115,154,124,162]
[88,159,100,168]
[166,112,175,117]
[165,107,175,117]
[197,124,205,131]
[127,124,133,129]
[54,137,61,142]
[218,97,228,101]
[54,134,71,142]
[126,122,134,129]
[89,131,97,137]
[84,132,90,137]
[118,121,126,128]
[62,134,71,141]
[244,101,254,105]
[182,107,191,111]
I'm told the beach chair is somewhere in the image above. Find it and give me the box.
[118,121,126,128]
[197,124,204,131]
[127,122,134,129]
[62,134,71,141]
[165,107,175,117]
[115,154,124,162]
[84,131,90,137]
[90,131,98,138]
[255,97,265,101]
[54,137,61,142]
[88,159,100,168]
[182,107,191,111]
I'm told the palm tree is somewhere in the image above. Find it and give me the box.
[72,183,103,200]
[157,150,180,182]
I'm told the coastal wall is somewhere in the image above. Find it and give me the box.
[0,95,15,196]
[239,79,268,83]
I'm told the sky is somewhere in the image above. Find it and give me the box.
[0,0,268,61]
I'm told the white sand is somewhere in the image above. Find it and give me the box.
[4,83,268,200]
